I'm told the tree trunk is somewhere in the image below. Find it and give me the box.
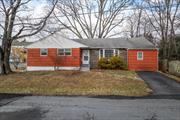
[0,41,12,75]
[160,36,167,59]
[0,51,12,75]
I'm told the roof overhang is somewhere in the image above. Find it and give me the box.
[127,48,159,50]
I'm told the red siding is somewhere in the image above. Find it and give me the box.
[27,48,81,67]
[128,49,158,71]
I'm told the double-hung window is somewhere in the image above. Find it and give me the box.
[137,51,143,60]
[58,49,72,56]
[100,49,103,58]
[104,49,114,59]
[115,49,119,56]
[40,48,48,56]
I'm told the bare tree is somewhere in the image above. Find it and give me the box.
[134,2,143,37]
[125,1,155,40]
[0,0,57,74]
[126,9,143,38]
[144,0,180,59]
[125,10,153,38]
[53,0,131,39]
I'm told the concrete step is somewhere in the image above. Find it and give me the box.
[80,67,90,71]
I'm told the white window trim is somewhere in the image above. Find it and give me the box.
[99,49,119,59]
[99,49,102,59]
[103,49,105,58]
[137,51,143,60]
[114,49,119,56]
[40,48,48,56]
[57,48,72,56]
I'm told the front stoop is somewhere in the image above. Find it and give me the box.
[80,64,90,71]
[80,67,90,71]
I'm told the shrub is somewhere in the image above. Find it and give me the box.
[98,58,109,69]
[98,56,127,70]
[110,56,127,70]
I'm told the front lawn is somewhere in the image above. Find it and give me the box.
[0,70,151,96]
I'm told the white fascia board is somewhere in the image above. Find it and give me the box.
[127,48,158,50]
[27,66,80,71]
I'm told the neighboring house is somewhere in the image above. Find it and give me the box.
[26,32,158,71]
[9,40,32,69]
[0,39,33,63]
[11,40,33,63]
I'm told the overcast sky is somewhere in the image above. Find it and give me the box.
[0,0,179,42]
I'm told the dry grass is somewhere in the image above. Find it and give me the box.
[0,70,151,96]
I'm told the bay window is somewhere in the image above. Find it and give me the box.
[100,49,103,58]
[104,49,114,58]
[99,49,119,59]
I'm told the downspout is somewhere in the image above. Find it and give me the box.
[127,48,129,70]
[157,48,159,71]
[26,48,28,71]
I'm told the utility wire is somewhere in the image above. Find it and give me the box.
[0,4,179,23]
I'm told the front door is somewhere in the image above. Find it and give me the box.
[82,50,90,65]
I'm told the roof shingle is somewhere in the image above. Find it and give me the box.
[73,37,156,49]
[26,32,156,49]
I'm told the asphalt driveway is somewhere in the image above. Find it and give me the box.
[137,72,180,95]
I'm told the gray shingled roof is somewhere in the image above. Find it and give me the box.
[73,37,156,49]
[26,32,88,48]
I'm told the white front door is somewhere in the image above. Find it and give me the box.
[82,50,90,65]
